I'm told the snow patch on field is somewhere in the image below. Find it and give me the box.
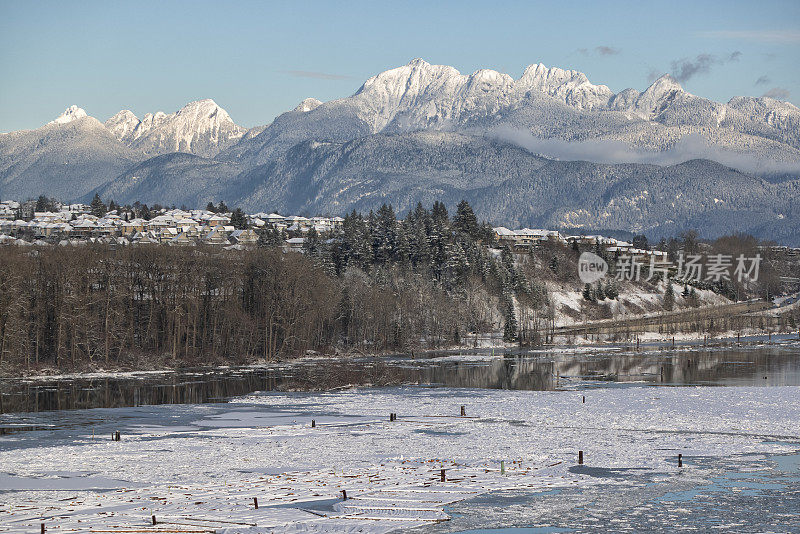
[1,386,798,532]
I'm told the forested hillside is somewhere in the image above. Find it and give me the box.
[0,201,789,376]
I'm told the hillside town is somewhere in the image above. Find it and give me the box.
[0,198,346,250]
[1,197,682,257]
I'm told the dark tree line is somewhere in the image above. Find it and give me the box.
[0,246,337,373]
[0,201,548,374]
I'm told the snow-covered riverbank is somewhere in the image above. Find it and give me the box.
[2,385,798,532]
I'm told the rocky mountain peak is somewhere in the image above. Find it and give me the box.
[49,105,88,125]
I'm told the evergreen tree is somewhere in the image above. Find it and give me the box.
[304,226,320,255]
[108,200,118,213]
[373,204,397,263]
[632,234,649,250]
[217,201,229,213]
[453,200,479,239]
[206,202,217,213]
[35,195,53,213]
[90,194,107,217]
[595,281,606,301]
[258,226,283,248]
[664,281,675,311]
[431,201,449,227]
[445,242,470,283]
[139,204,152,220]
[604,281,619,300]
[395,218,412,266]
[582,283,595,302]
[500,246,514,269]
[503,307,518,343]
[409,213,431,269]
[230,208,248,229]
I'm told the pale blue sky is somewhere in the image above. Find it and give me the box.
[1,0,798,132]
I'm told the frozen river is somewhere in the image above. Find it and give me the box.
[1,340,799,532]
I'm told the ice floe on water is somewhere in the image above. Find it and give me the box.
[1,385,798,532]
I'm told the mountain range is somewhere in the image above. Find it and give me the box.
[1,59,799,243]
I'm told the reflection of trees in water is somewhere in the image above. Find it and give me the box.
[414,358,555,391]
[1,346,797,413]
[551,346,799,385]
[0,361,410,414]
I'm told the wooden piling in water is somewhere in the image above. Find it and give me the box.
[582,395,585,404]
[311,419,315,428]
[578,451,583,465]
[41,524,45,534]
[441,468,446,482]
[341,490,347,500]
[678,454,683,468]
[151,515,157,525]
[253,497,258,509]
[460,405,466,416]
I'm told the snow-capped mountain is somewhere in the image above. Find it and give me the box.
[3,59,800,243]
[0,100,245,200]
[0,109,139,201]
[351,58,614,132]
[49,105,89,125]
[222,59,800,170]
[104,99,246,158]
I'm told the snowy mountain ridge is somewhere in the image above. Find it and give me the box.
[224,58,800,170]
[103,99,246,158]
[349,58,615,132]
[3,58,800,244]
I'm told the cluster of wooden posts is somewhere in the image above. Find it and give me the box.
[38,399,689,532]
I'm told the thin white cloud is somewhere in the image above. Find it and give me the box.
[699,30,800,44]
[595,46,621,56]
[488,124,800,175]
[763,87,791,100]
[578,46,621,56]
